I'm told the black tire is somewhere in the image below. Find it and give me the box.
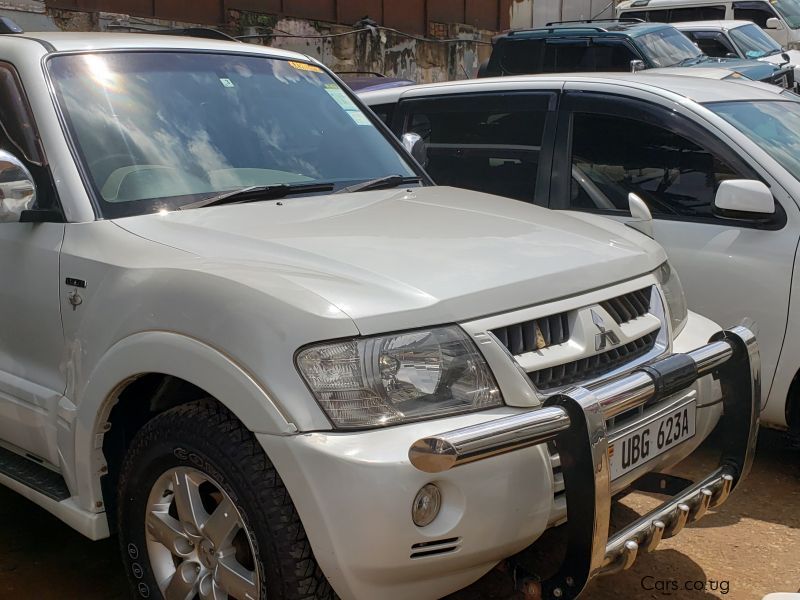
[117,398,336,600]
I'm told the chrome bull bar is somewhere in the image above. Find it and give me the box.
[408,326,760,600]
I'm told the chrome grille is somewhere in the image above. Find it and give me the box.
[600,287,650,324]
[529,330,658,390]
[492,312,570,355]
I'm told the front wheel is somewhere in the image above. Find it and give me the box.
[117,399,335,600]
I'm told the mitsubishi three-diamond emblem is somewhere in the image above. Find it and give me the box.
[591,309,620,351]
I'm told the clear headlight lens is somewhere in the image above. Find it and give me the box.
[656,261,688,337]
[296,326,502,429]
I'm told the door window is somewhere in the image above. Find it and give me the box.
[623,6,725,21]
[627,9,670,21]
[668,6,727,20]
[683,31,737,57]
[0,62,58,215]
[733,1,779,27]
[403,95,551,201]
[568,112,742,218]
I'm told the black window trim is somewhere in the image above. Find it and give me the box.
[391,90,561,204]
[0,60,64,222]
[550,90,787,231]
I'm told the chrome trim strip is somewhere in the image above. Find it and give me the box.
[408,406,570,473]
[408,334,732,474]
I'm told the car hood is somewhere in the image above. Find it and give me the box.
[692,55,781,80]
[760,49,800,68]
[114,186,665,334]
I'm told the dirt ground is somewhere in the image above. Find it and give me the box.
[0,429,798,600]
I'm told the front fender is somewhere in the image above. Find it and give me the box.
[62,330,296,514]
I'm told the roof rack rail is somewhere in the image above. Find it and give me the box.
[507,25,607,35]
[145,27,238,41]
[544,18,644,26]
[0,17,23,35]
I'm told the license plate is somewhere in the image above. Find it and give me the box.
[608,402,696,480]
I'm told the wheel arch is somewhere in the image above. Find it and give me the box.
[67,330,296,523]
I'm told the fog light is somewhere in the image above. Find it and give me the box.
[412,483,442,527]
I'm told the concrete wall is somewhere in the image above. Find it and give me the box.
[509,0,615,29]
[231,11,493,82]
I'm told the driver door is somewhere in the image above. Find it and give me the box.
[0,61,66,467]
[549,89,799,407]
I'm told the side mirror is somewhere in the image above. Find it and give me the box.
[626,192,654,238]
[766,17,783,30]
[630,59,646,73]
[713,179,775,217]
[401,132,428,167]
[477,60,490,78]
[0,149,36,223]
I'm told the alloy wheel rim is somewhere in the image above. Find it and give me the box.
[144,466,260,600]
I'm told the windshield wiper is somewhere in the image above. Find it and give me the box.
[677,55,704,66]
[179,182,335,210]
[333,174,421,194]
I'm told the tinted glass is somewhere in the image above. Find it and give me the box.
[405,101,547,201]
[685,31,737,57]
[640,9,670,21]
[48,52,414,218]
[733,1,779,27]
[669,6,726,20]
[0,63,44,165]
[498,39,546,74]
[708,100,800,182]
[636,27,703,66]
[729,23,784,56]
[569,112,740,218]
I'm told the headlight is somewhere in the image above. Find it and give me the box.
[296,325,503,429]
[656,261,688,337]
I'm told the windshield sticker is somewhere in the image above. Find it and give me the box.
[324,83,358,110]
[323,83,371,125]
[347,111,371,125]
[219,78,235,88]
[289,60,323,73]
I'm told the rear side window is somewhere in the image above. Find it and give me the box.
[403,95,551,201]
[569,112,742,218]
[733,1,779,26]
[635,8,670,20]
[497,39,546,74]
[684,31,737,57]
[369,103,395,125]
[498,38,636,74]
[623,6,725,21]
[668,6,726,20]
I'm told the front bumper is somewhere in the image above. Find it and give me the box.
[410,325,759,598]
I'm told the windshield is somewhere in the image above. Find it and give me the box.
[773,0,800,29]
[730,23,783,57]
[636,27,703,67]
[47,52,416,217]
[708,100,800,180]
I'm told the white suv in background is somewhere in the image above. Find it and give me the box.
[361,72,800,435]
[617,0,800,48]
[676,20,800,84]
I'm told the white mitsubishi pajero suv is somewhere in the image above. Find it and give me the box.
[0,28,759,600]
